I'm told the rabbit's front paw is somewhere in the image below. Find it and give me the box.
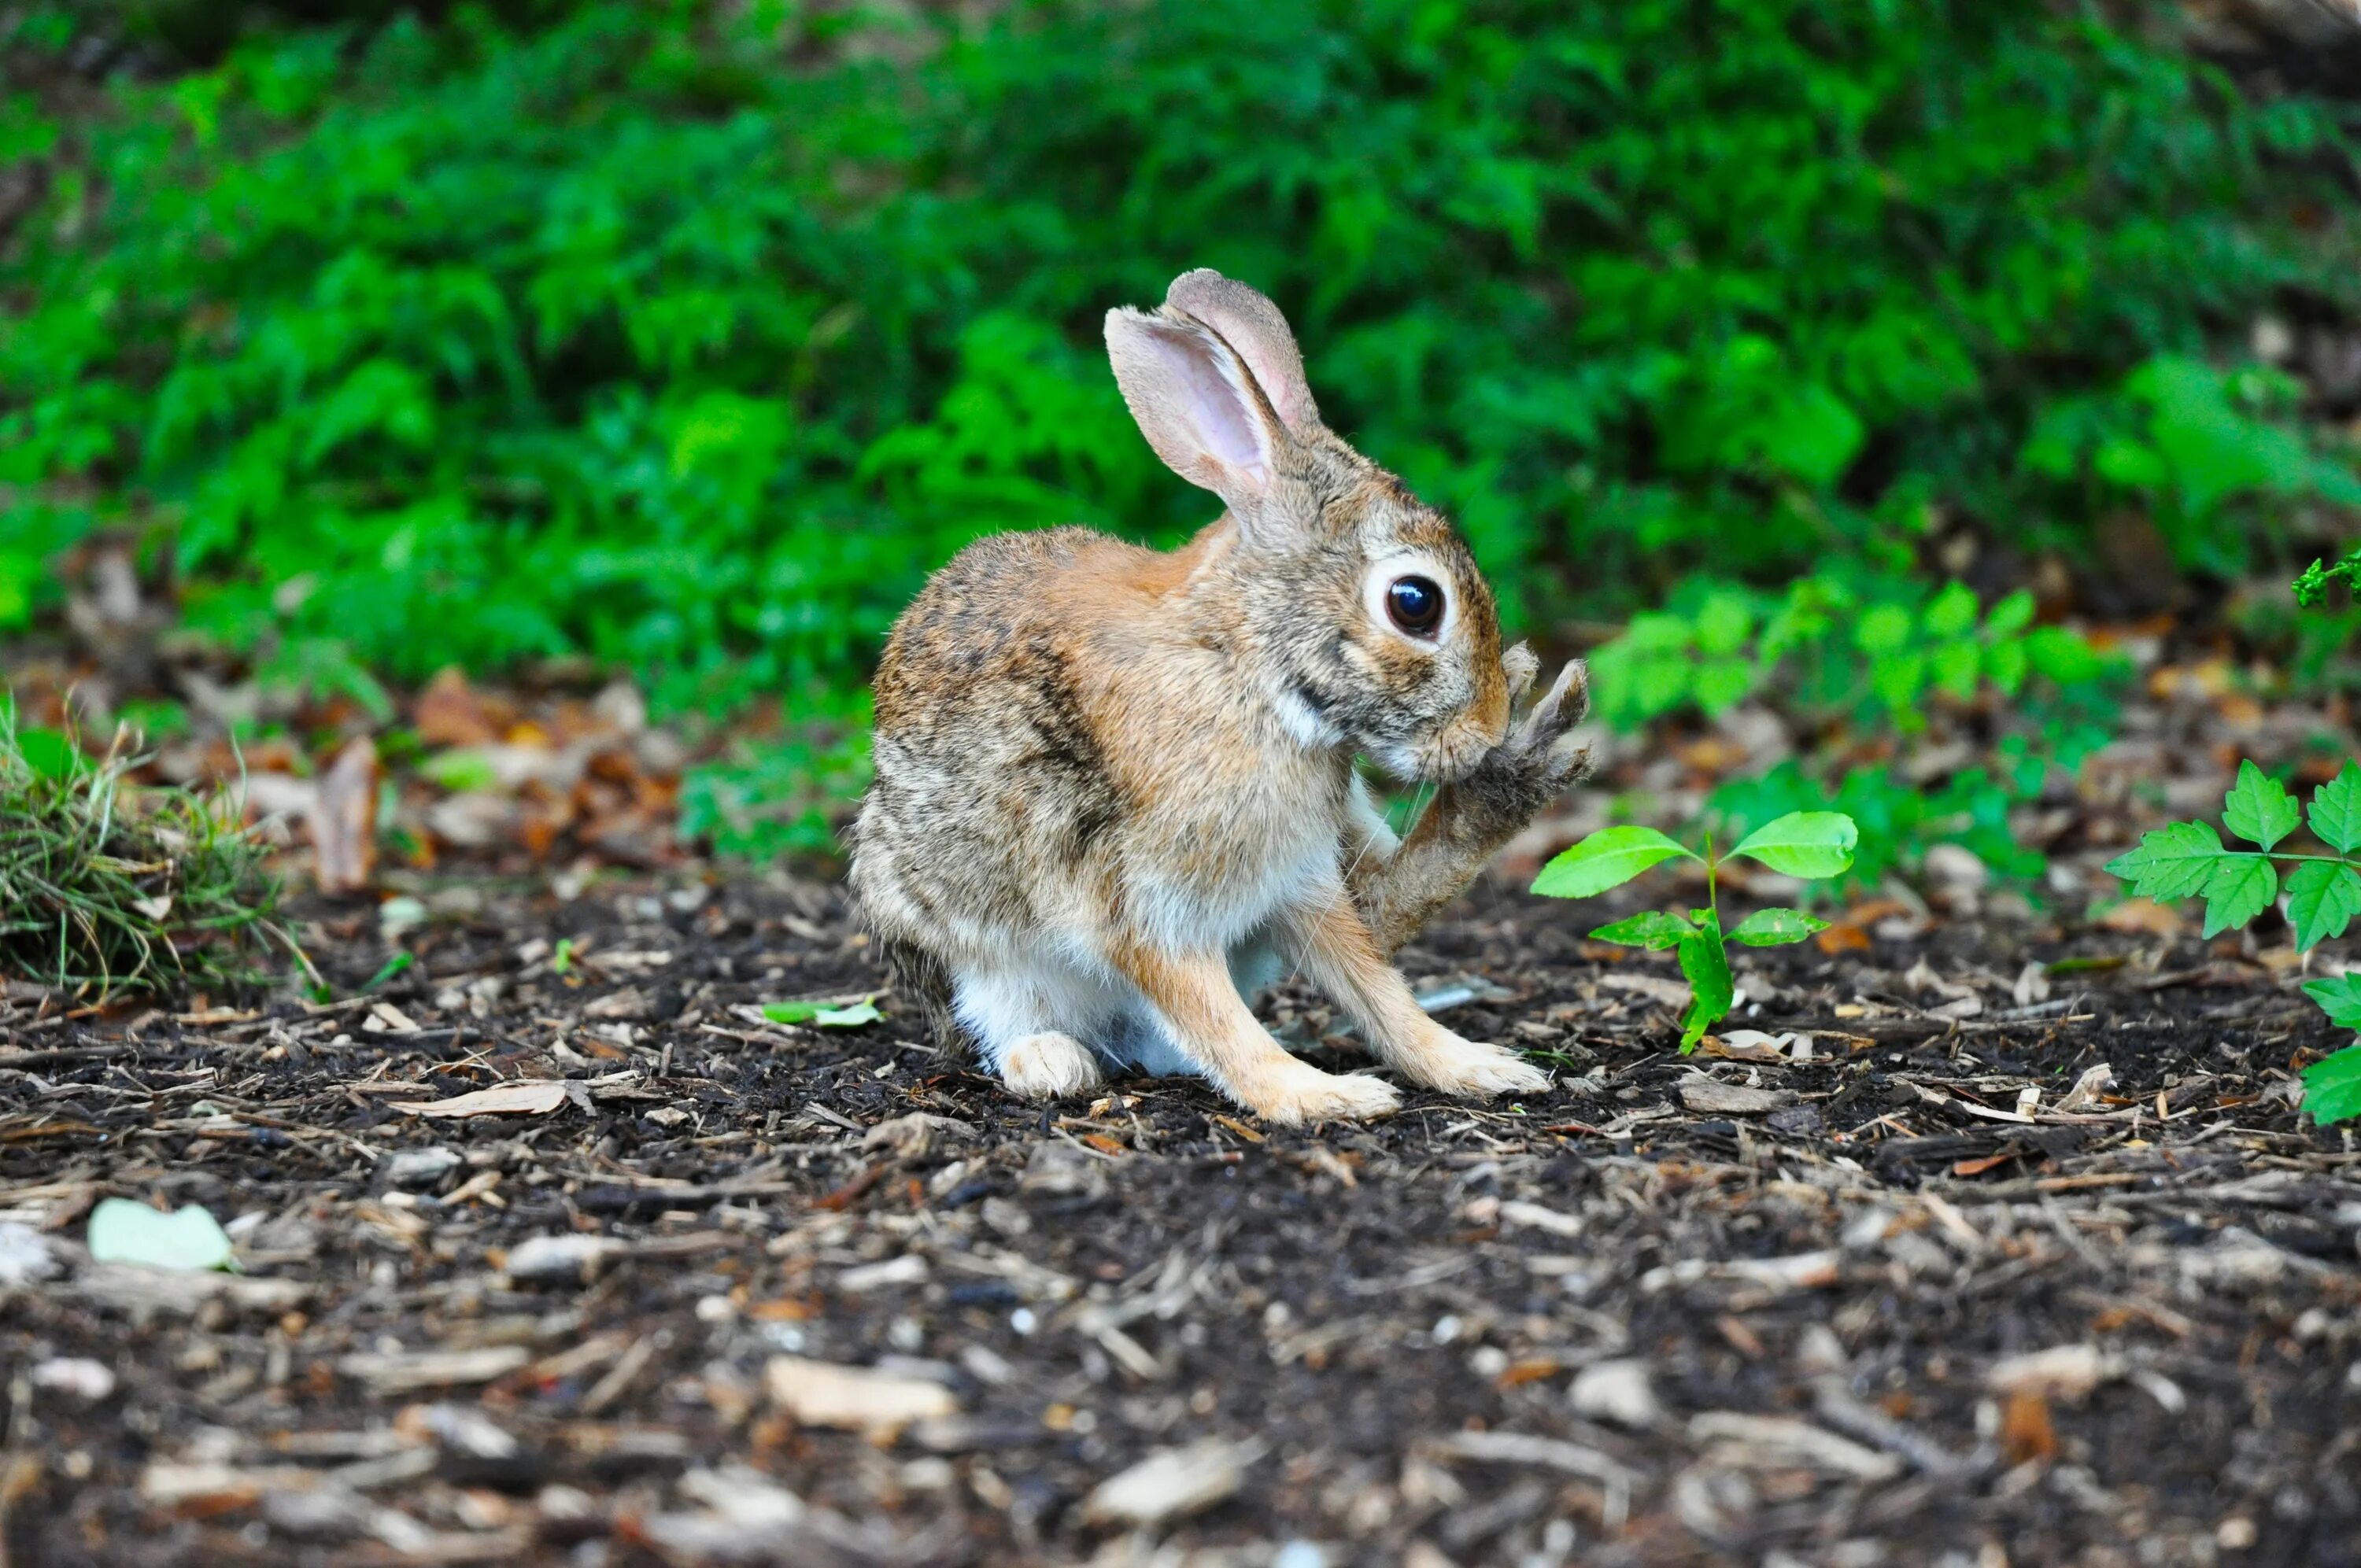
[1000,1032,1106,1101]
[1459,655,1592,833]
[1404,1028,1551,1100]
[1235,1062,1402,1127]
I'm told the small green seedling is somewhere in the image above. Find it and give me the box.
[2107,758,2361,1125]
[1532,810,1860,1051]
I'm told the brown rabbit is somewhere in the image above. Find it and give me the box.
[848,269,1590,1123]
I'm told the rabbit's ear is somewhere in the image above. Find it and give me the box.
[1163,270,1321,435]
[1106,304,1292,522]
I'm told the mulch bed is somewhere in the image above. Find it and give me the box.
[5,873,2358,1568]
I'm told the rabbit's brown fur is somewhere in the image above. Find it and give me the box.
[849,270,1589,1123]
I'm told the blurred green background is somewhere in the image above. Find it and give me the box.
[6,0,2359,858]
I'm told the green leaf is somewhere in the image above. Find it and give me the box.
[1727,812,1858,879]
[87,1197,237,1272]
[1532,825,1698,898]
[2222,759,2299,850]
[12,726,87,781]
[2300,1045,2361,1127]
[762,994,882,1027]
[1588,911,1697,950]
[2307,762,2361,854]
[363,952,415,990]
[2104,821,2230,902]
[2200,856,2276,938]
[2285,861,2361,952]
[1727,908,1830,946]
[2303,974,2361,1030]
[1676,923,1734,1053]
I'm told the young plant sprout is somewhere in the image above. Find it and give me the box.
[2107,759,2361,1125]
[1531,811,1860,1051]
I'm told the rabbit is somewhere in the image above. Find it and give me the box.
[847,268,1591,1124]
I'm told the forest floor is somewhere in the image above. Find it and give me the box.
[5,865,2359,1568]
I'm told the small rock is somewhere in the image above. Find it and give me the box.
[1678,1076,1798,1115]
[31,1357,116,1404]
[1569,1359,1658,1427]
[0,1221,57,1288]
[1081,1438,1265,1527]
[503,1234,619,1285]
[386,1147,463,1190]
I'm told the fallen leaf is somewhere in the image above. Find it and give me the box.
[310,735,379,896]
[85,1198,235,1272]
[1813,921,1871,954]
[1999,1389,2056,1465]
[2099,898,2183,937]
[414,666,507,747]
[388,1080,570,1118]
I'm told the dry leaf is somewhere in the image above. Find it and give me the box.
[2100,898,2183,937]
[1999,1389,2056,1465]
[389,1080,569,1118]
[311,735,379,895]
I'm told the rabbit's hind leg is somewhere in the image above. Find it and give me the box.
[952,963,1110,1102]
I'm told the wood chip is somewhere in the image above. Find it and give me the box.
[1678,1076,1798,1115]
[388,1080,570,1118]
[1081,1438,1265,1526]
[764,1356,956,1433]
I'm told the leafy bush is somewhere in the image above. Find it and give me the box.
[5,1,2355,850]
[1587,573,2110,735]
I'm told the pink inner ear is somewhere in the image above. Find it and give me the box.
[1160,327,1269,481]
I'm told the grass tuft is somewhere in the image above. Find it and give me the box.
[0,703,284,1002]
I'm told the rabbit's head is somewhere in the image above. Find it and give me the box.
[1107,269,1515,782]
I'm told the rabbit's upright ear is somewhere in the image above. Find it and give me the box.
[1105,304,1295,528]
[1163,270,1321,436]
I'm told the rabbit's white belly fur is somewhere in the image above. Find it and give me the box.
[951,932,1292,1079]
[949,799,1341,1079]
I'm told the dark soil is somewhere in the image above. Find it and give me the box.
[4,874,2359,1568]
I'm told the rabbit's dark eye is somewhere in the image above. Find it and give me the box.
[1386,575,1444,636]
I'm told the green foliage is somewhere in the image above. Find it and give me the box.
[2021,359,2361,576]
[2304,1045,2361,1126]
[6,0,2355,805]
[1528,825,1694,899]
[2293,544,2361,610]
[1708,758,2037,894]
[0,703,283,998]
[1588,572,2114,735]
[2106,760,2361,1125]
[1533,811,1856,1051]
